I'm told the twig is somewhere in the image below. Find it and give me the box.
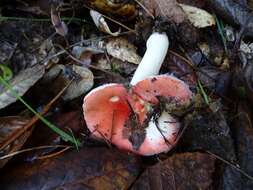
[37,146,71,160]
[0,145,71,160]
[206,150,253,182]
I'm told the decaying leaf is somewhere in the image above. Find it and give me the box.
[39,39,59,66]
[72,45,103,63]
[231,61,253,108]
[65,65,94,100]
[105,37,141,64]
[166,52,196,86]
[0,147,140,190]
[51,8,68,36]
[205,0,253,37]
[93,55,137,77]
[220,102,253,190]
[0,116,30,168]
[42,64,94,101]
[180,110,236,162]
[197,65,231,96]
[0,64,45,109]
[90,10,120,36]
[179,4,216,28]
[85,0,136,20]
[0,41,17,63]
[240,40,253,63]
[143,0,186,23]
[132,152,215,190]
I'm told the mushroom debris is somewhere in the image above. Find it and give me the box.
[83,32,192,155]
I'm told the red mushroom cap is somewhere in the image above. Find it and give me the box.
[83,75,192,155]
[131,75,192,104]
[83,84,131,141]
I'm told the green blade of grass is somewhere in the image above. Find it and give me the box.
[0,75,81,147]
[215,15,228,54]
[197,80,210,105]
[68,128,79,151]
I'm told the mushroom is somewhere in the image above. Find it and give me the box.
[83,32,192,155]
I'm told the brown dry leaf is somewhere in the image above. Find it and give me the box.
[105,37,141,64]
[42,64,94,101]
[85,0,136,19]
[165,51,196,86]
[143,0,186,23]
[0,41,17,63]
[0,64,45,109]
[179,4,216,28]
[0,147,140,190]
[0,116,30,168]
[93,55,137,77]
[131,152,215,190]
[220,102,253,189]
[51,8,68,36]
[39,39,59,65]
[90,10,121,36]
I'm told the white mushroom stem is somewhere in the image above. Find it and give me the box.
[130,32,169,85]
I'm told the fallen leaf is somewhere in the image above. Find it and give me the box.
[177,0,206,8]
[65,65,94,100]
[42,64,94,101]
[205,0,253,37]
[180,110,236,162]
[197,65,231,97]
[93,55,137,75]
[0,64,45,109]
[165,51,196,86]
[90,10,121,36]
[0,147,140,190]
[105,37,141,64]
[0,21,56,71]
[51,8,68,36]
[0,41,17,63]
[179,4,216,28]
[243,61,253,104]
[240,40,253,66]
[85,0,136,19]
[131,152,215,190]
[38,39,59,65]
[143,0,186,23]
[0,116,30,168]
[220,102,253,189]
